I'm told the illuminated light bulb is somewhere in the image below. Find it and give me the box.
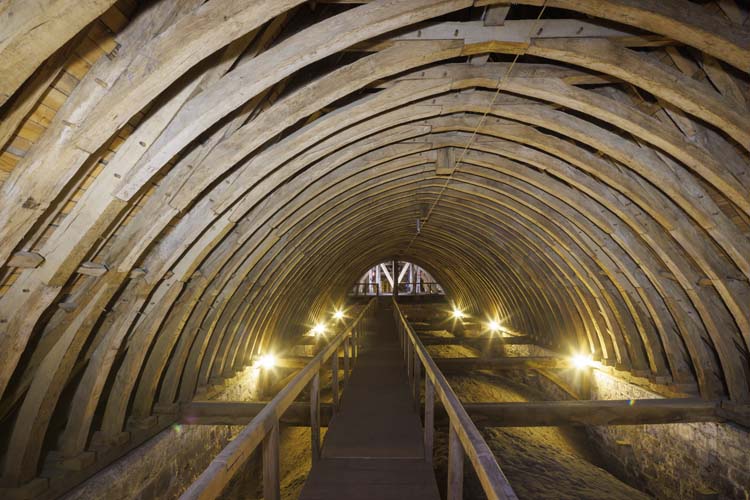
[258,354,276,369]
[451,307,465,320]
[572,353,593,369]
[333,309,344,321]
[488,320,501,333]
[312,322,326,336]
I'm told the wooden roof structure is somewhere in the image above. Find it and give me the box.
[0,0,748,494]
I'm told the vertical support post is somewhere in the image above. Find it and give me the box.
[376,265,381,296]
[448,424,464,500]
[407,342,413,379]
[353,325,358,360]
[392,259,398,297]
[311,371,321,463]
[331,349,339,411]
[263,421,280,500]
[424,376,434,464]
[343,337,351,386]
[413,350,421,409]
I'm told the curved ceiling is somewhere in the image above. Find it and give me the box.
[0,0,749,488]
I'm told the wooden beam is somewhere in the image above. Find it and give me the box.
[452,399,726,427]
[179,401,334,426]
[419,335,533,345]
[435,356,569,372]
[354,20,672,51]
[0,0,117,106]
[179,399,729,428]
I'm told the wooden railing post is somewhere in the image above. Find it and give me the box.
[352,325,358,360]
[262,421,280,500]
[311,371,321,463]
[413,350,421,410]
[407,341,413,379]
[331,349,339,411]
[424,376,434,464]
[343,337,350,386]
[448,423,464,500]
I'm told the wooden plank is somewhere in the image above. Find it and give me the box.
[455,399,723,427]
[311,371,321,464]
[419,335,532,345]
[179,401,334,426]
[0,0,117,106]
[178,398,725,428]
[424,376,435,464]
[332,352,340,410]
[435,356,568,372]
[447,424,464,500]
[262,422,280,500]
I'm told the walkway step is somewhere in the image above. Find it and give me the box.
[300,458,440,500]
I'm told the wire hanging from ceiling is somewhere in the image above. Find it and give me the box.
[402,1,548,255]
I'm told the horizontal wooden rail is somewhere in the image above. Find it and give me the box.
[436,356,569,371]
[418,335,532,345]
[277,355,566,371]
[393,298,518,500]
[180,298,376,500]
[180,401,335,426]
[180,399,722,428]
[455,399,721,427]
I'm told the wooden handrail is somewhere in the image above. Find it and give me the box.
[180,298,376,500]
[392,298,518,500]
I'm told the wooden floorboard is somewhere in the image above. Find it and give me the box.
[300,302,440,500]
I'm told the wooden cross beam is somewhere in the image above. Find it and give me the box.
[435,356,569,372]
[178,399,736,428]
[179,401,334,426]
[277,355,564,370]
[456,399,722,427]
[418,335,533,345]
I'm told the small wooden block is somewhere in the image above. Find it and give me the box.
[45,450,97,471]
[126,415,158,431]
[58,301,77,312]
[8,251,44,268]
[89,431,130,450]
[76,261,109,276]
[129,267,147,279]
[152,402,180,415]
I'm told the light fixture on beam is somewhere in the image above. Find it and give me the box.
[451,306,465,320]
[333,308,345,321]
[258,353,276,369]
[311,322,326,336]
[571,353,594,369]
[488,320,502,333]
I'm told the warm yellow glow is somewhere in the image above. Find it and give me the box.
[333,308,345,321]
[451,306,465,320]
[312,322,326,336]
[488,320,501,333]
[258,354,276,369]
[572,353,593,369]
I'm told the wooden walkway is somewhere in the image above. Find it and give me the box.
[299,302,440,500]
